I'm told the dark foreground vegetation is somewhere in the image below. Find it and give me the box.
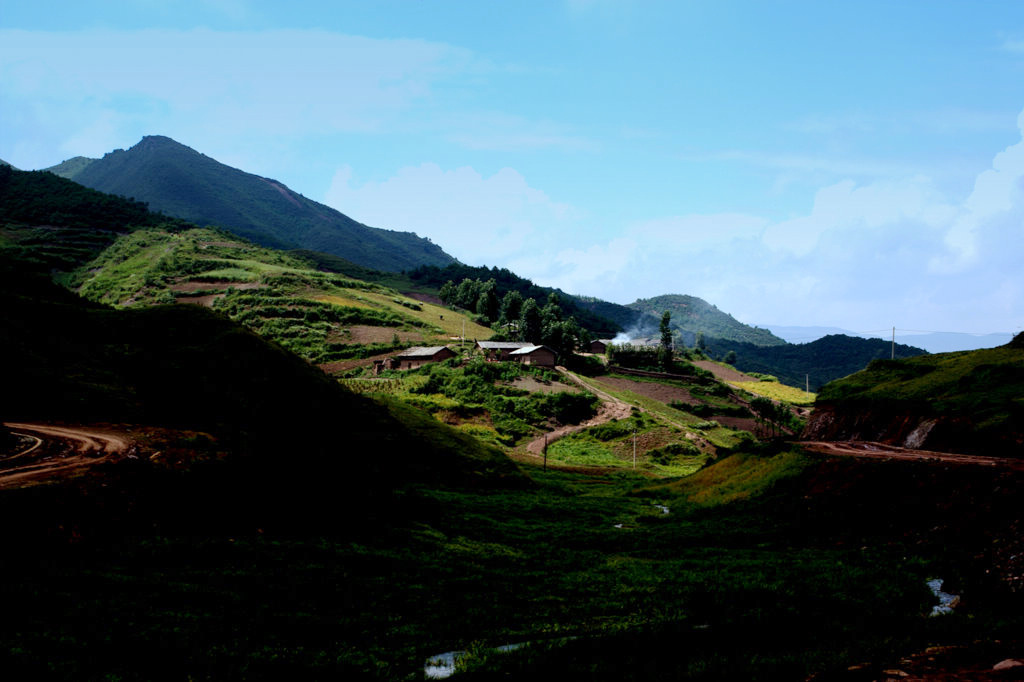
[1,450,1021,680]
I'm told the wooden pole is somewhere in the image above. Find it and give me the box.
[543,434,547,471]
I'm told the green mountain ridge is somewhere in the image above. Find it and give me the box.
[48,135,456,273]
[44,155,96,178]
[705,333,928,391]
[628,294,787,346]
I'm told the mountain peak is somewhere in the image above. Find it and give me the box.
[130,135,195,154]
[63,137,457,272]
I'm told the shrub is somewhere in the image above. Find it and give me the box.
[647,440,701,464]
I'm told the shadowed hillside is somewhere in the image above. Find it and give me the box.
[805,334,1024,456]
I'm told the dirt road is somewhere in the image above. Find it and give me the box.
[0,423,135,489]
[522,367,709,461]
[802,440,1024,470]
[524,369,632,457]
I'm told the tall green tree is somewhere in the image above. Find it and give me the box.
[476,278,499,323]
[520,297,543,344]
[659,310,673,371]
[438,280,455,305]
[455,278,481,309]
[498,289,523,328]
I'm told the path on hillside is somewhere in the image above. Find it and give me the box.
[563,369,708,434]
[521,368,709,463]
[0,423,135,489]
[524,369,632,457]
[802,440,1024,470]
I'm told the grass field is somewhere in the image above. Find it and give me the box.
[730,379,816,406]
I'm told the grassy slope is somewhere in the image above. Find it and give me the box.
[729,379,816,406]
[813,340,1024,453]
[68,227,492,364]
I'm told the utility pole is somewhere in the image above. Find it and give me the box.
[462,319,466,350]
[632,427,637,469]
[543,434,547,472]
[891,326,896,360]
[806,373,809,395]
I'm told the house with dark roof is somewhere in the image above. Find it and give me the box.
[476,340,533,361]
[509,345,557,368]
[589,339,614,354]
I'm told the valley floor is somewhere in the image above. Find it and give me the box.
[0,442,1021,680]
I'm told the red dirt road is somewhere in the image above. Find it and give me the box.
[802,440,1024,470]
[0,423,135,489]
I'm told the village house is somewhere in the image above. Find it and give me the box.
[509,345,557,368]
[475,340,533,361]
[376,346,456,372]
[589,339,614,354]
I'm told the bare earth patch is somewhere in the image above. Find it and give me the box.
[594,376,699,405]
[175,294,224,307]
[692,360,758,383]
[404,291,444,305]
[169,280,265,293]
[505,376,575,394]
[712,416,759,432]
[319,352,393,375]
[330,325,423,346]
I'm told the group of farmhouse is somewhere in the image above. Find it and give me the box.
[373,337,658,373]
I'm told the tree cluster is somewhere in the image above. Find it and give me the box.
[439,278,587,359]
[749,397,800,439]
[409,262,620,335]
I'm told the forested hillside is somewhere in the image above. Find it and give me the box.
[408,262,628,335]
[705,334,928,391]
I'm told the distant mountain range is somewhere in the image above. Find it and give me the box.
[702,334,928,392]
[44,135,456,273]
[764,325,1014,354]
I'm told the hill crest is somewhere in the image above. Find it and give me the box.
[50,135,457,273]
[628,294,787,347]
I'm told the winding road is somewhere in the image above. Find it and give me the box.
[522,367,707,461]
[0,423,135,489]
[801,440,1024,470]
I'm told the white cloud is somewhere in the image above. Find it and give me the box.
[931,109,1024,272]
[762,176,953,256]
[0,28,475,167]
[503,108,1024,331]
[324,102,1024,332]
[324,162,581,266]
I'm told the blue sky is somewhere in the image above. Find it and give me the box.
[2,1,1023,335]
